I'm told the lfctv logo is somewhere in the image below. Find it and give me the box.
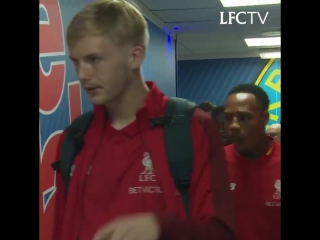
[220,11,269,24]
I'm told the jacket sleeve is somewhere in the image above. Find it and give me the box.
[52,129,67,240]
[158,108,235,240]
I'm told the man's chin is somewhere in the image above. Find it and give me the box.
[89,96,107,105]
[224,138,233,146]
[234,141,246,151]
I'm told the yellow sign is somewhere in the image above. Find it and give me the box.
[254,59,281,128]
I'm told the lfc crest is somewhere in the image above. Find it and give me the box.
[273,179,281,199]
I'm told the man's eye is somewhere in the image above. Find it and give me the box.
[71,59,78,65]
[89,57,99,63]
[225,115,233,122]
[238,115,250,121]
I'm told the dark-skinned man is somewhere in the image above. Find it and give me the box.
[224,84,280,240]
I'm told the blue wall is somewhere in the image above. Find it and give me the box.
[143,21,176,97]
[177,57,281,125]
[39,0,176,239]
[177,58,267,105]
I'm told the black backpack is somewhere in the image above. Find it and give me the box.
[52,97,196,216]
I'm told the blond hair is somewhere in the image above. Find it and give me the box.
[67,0,149,49]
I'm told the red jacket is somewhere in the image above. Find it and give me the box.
[52,82,235,240]
[225,139,281,240]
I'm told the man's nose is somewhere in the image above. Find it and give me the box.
[229,118,240,132]
[77,62,93,82]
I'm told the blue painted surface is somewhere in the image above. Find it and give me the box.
[177,58,268,105]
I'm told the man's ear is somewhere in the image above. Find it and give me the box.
[129,46,145,69]
[263,110,269,125]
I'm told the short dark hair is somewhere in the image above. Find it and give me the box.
[198,101,216,112]
[227,84,270,111]
[211,105,224,118]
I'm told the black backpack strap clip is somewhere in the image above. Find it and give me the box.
[149,115,185,128]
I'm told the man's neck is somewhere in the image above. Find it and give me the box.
[105,71,150,130]
[238,136,271,159]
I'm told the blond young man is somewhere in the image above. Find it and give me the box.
[52,1,235,240]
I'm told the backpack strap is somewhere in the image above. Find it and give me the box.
[163,97,197,217]
[51,110,94,196]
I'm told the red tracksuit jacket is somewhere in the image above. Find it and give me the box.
[225,139,281,240]
[52,81,235,240]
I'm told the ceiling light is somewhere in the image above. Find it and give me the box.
[261,31,281,37]
[259,50,280,59]
[220,0,281,7]
[244,37,280,47]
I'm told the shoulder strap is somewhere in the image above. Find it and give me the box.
[51,110,94,196]
[163,97,197,217]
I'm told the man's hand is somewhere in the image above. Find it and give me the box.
[92,213,160,240]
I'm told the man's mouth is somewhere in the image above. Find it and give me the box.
[85,87,101,94]
[85,86,101,91]
[230,135,242,142]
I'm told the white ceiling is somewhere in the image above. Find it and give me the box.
[131,0,281,60]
